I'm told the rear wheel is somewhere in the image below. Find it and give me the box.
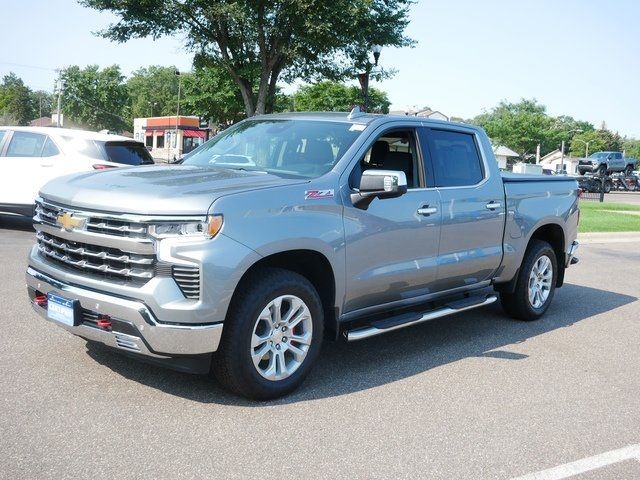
[212,268,324,400]
[625,165,634,176]
[500,240,558,321]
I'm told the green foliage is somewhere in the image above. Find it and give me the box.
[181,64,247,127]
[127,66,180,118]
[81,0,414,116]
[622,138,640,159]
[0,73,36,125]
[469,99,603,160]
[292,81,390,113]
[471,99,554,158]
[60,65,130,131]
[569,129,623,157]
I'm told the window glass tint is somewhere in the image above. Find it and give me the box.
[184,120,361,179]
[427,129,483,187]
[6,131,46,157]
[0,130,5,145]
[356,130,419,188]
[103,141,154,165]
[41,137,60,157]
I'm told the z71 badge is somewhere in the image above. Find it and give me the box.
[305,189,334,200]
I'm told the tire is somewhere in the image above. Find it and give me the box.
[500,240,558,321]
[625,165,634,177]
[596,164,607,176]
[212,267,324,400]
[603,180,612,194]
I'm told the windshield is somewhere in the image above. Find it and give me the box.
[183,119,362,178]
[589,152,608,159]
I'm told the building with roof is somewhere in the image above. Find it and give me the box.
[539,149,580,174]
[493,145,520,170]
[390,107,449,121]
[133,115,209,161]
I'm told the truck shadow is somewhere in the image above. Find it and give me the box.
[85,283,636,406]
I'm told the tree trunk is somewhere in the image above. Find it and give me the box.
[236,77,255,117]
[254,72,271,115]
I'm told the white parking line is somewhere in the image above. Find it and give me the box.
[512,443,640,480]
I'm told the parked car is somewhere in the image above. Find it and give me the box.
[0,127,153,216]
[26,112,580,400]
[577,151,638,176]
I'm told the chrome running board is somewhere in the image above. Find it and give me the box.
[345,294,498,342]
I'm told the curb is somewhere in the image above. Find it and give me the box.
[578,231,640,244]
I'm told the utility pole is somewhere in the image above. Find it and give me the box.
[560,140,565,173]
[172,70,182,162]
[55,70,64,127]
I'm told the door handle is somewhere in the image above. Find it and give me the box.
[485,201,501,210]
[417,206,438,216]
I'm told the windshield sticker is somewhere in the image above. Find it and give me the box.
[349,124,366,131]
[305,189,334,200]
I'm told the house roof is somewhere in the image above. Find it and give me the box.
[493,145,519,157]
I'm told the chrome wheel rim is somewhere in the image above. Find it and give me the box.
[251,295,313,381]
[528,255,553,309]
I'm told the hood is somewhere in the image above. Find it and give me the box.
[39,165,306,215]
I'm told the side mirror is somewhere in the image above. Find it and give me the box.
[351,169,408,209]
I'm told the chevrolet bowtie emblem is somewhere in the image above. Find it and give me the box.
[56,212,86,231]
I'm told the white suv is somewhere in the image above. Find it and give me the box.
[0,127,154,216]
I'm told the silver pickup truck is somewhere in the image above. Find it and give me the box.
[26,112,580,399]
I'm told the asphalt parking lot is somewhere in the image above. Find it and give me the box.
[1,215,639,480]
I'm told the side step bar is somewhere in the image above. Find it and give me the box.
[345,294,498,342]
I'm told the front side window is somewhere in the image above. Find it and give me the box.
[6,131,46,157]
[183,119,362,179]
[352,129,422,189]
[426,129,484,187]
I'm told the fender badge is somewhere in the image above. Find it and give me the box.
[305,189,334,200]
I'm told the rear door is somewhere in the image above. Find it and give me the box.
[421,126,505,292]
[0,131,62,206]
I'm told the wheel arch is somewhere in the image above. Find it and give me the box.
[229,249,338,338]
[528,222,566,287]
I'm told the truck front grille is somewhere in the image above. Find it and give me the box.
[36,231,156,281]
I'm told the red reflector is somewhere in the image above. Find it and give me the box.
[97,315,112,329]
[93,164,116,170]
[34,294,48,307]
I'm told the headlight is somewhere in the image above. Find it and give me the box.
[148,215,223,239]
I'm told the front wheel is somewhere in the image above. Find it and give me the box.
[500,240,558,321]
[212,268,324,400]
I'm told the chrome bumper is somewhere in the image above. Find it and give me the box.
[566,240,579,267]
[26,267,223,358]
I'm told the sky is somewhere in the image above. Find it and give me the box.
[1,0,639,136]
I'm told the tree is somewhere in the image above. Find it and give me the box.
[0,73,36,125]
[471,99,555,158]
[622,138,640,159]
[60,65,130,131]
[292,81,390,113]
[81,0,414,116]
[127,66,181,119]
[30,90,54,120]
[181,63,248,127]
[569,129,624,157]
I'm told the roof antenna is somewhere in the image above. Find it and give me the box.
[348,105,366,120]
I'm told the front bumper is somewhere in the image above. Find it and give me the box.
[26,266,223,361]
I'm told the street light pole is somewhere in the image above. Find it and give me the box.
[359,45,382,112]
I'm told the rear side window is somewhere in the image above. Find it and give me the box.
[425,129,484,187]
[41,137,60,157]
[103,141,154,165]
[0,130,5,145]
[61,136,104,160]
[6,131,47,157]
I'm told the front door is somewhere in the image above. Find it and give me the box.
[420,126,505,292]
[343,127,442,315]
